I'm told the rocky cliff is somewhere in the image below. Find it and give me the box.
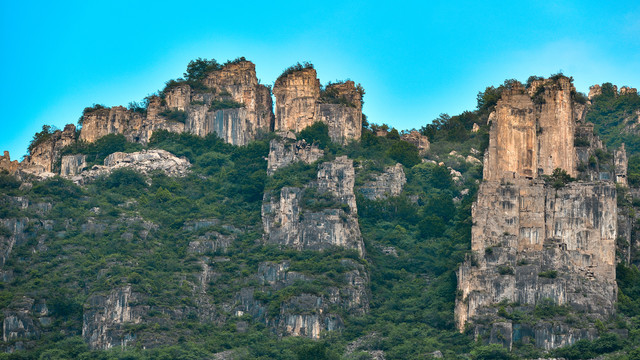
[456,75,620,350]
[273,68,362,145]
[82,286,147,350]
[262,156,364,256]
[21,125,76,176]
[266,134,324,175]
[79,61,274,146]
[483,78,580,181]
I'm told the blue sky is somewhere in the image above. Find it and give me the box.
[1,1,639,158]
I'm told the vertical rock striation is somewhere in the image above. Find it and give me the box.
[262,156,364,257]
[456,76,619,350]
[273,69,362,145]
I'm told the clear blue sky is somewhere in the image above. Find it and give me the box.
[1,1,639,159]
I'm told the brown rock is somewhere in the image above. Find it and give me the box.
[0,151,19,174]
[273,69,362,145]
[400,131,430,155]
[484,78,576,181]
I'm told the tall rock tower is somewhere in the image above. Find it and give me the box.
[273,67,362,145]
[456,76,619,350]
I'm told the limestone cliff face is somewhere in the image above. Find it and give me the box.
[233,259,369,339]
[78,61,273,146]
[181,61,274,145]
[359,163,406,200]
[262,156,364,256]
[63,149,191,184]
[267,136,324,175]
[83,286,146,350]
[273,68,320,134]
[273,70,362,145]
[457,76,619,350]
[22,124,76,175]
[483,78,577,181]
[400,131,430,155]
[0,152,19,174]
[79,105,183,145]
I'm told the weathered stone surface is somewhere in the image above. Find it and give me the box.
[457,76,619,350]
[359,163,406,200]
[267,137,324,175]
[65,149,190,184]
[262,156,364,256]
[234,258,368,338]
[588,84,602,100]
[82,286,146,350]
[273,68,320,134]
[484,78,577,181]
[614,143,628,186]
[0,151,19,173]
[21,124,76,176]
[456,179,618,348]
[620,86,638,96]
[400,130,430,155]
[2,297,39,342]
[0,218,29,267]
[60,154,86,176]
[273,70,362,145]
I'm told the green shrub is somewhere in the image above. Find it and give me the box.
[159,109,188,123]
[498,265,514,275]
[298,122,332,149]
[388,141,420,168]
[538,270,558,278]
[210,99,244,111]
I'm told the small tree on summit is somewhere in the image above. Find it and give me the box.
[183,58,221,81]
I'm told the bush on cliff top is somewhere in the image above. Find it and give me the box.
[276,61,314,83]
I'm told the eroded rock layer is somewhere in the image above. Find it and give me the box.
[262,156,364,256]
[456,76,619,350]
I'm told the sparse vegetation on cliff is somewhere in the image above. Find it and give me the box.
[159,109,188,123]
[276,61,314,83]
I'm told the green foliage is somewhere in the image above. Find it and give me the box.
[209,99,245,111]
[60,134,143,168]
[497,265,514,275]
[587,82,640,154]
[538,270,558,279]
[28,125,57,154]
[471,344,513,360]
[552,333,624,359]
[298,122,333,150]
[533,298,569,318]
[184,58,221,81]
[543,168,574,189]
[277,62,314,82]
[302,187,350,213]
[159,109,188,123]
[387,141,420,168]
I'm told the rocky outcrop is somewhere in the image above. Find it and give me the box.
[0,218,29,267]
[273,69,362,145]
[483,78,578,181]
[60,154,87,176]
[233,259,368,339]
[2,297,41,342]
[400,131,430,155]
[83,286,146,350]
[456,178,618,349]
[0,151,19,173]
[614,144,628,186]
[183,61,274,145]
[262,156,364,256]
[64,150,190,184]
[78,61,273,146]
[359,163,406,200]
[456,75,619,350]
[21,124,76,175]
[267,136,324,175]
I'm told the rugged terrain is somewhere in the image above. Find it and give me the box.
[1,59,640,359]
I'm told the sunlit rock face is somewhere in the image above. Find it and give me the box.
[262,156,364,257]
[273,69,362,145]
[456,76,618,350]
